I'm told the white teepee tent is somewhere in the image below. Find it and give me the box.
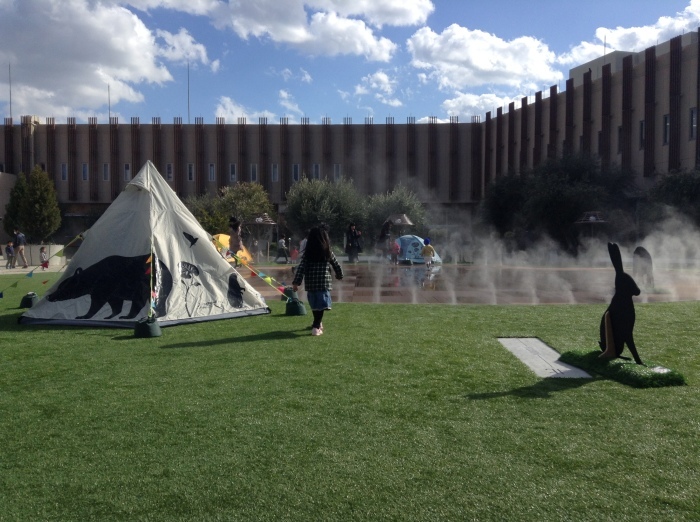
[20,161,270,327]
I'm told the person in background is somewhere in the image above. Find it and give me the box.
[421,237,436,270]
[228,216,243,267]
[299,231,308,258]
[5,241,14,269]
[345,222,362,263]
[377,220,393,262]
[390,240,400,265]
[252,239,261,262]
[12,228,28,268]
[277,237,290,263]
[40,246,49,270]
[293,224,344,336]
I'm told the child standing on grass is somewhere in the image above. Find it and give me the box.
[292,224,344,336]
[5,241,14,269]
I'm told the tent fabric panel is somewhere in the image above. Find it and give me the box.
[20,161,269,329]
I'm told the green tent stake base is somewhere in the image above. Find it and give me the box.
[134,316,162,338]
[20,292,38,308]
[286,298,307,316]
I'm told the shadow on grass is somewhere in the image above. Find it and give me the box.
[466,377,594,400]
[159,329,307,349]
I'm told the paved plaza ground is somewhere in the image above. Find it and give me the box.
[245,262,700,305]
[8,257,700,306]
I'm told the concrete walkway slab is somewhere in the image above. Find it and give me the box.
[498,337,592,379]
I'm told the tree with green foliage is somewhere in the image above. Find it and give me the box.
[3,172,28,237]
[284,177,366,244]
[522,171,610,252]
[480,173,528,236]
[185,182,275,235]
[649,170,700,227]
[480,154,635,253]
[366,184,427,243]
[19,166,62,242]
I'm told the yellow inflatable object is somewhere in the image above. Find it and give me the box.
[212,233,253,264]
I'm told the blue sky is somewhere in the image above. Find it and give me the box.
[0,0,696,124]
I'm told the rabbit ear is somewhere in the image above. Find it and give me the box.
[608,242,623,273]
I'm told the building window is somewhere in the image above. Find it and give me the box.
[229,163,237,183]
[187,163,194,182]
[102,163,109,181]
[312,163,321,179]
[82,163,88,181]
[663,114,670,145]
[271,163,279,182]
[250,163,258,182]
[209,163,215,182]
[61,163,67,181]
[124,163,131,181]
[690,108,697,140]
[0,163,4,172]
[166,163,173,180]
[639,120,645,150]
[333,164,342,181]
[292,164,300,182]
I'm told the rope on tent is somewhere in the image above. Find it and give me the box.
[210,235,289,300]
[0,233,82,298]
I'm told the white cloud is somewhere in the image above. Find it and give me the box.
[210,0,397,61]
[307,0,434,27]
[279,90,304,116]
[281,68,294,81]
[276,67,312,83]
[559,0,700,66]
[354,85,370,96]
[215,96,276,122]
[363,71,395,95]
[441,92,516,118]
[300,68,313,83]
[156,28,218,71]
[0,0,225,119]
[408,24,563,91]
[301,12,396,61]
[124,0,219,17]
[416,116,449,123]
[355,70,403,107]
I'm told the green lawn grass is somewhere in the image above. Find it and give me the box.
[1,273,700,521]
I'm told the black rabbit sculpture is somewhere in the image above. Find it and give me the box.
[599,242,644,365]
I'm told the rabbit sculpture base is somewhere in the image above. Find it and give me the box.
[598,243,644,366]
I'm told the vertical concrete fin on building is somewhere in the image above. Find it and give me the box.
[669,35,682,172]
[644,46,657,177]
[601,64,612,169]
[548,85,558,159]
